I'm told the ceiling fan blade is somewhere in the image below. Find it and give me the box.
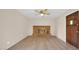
[35,10,40,13]
[44,9,48,11]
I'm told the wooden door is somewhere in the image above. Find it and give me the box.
[66,25,78,46]
[66,11,79,48]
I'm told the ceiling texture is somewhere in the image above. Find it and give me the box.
[17,9,75,19]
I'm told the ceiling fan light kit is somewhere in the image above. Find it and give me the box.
[35,9,49,16]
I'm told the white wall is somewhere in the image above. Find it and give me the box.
[26,18,56,35]
[55,9,78,42]
[0,9,56,50]
[0,9,29,50]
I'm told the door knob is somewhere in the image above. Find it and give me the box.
[76,31,79,33]
[77,24,79,26]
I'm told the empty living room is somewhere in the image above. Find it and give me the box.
[0,9,79,50]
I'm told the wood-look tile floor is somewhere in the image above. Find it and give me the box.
[8,36,78,50]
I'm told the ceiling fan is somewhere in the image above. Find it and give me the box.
[35,9,50,16]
